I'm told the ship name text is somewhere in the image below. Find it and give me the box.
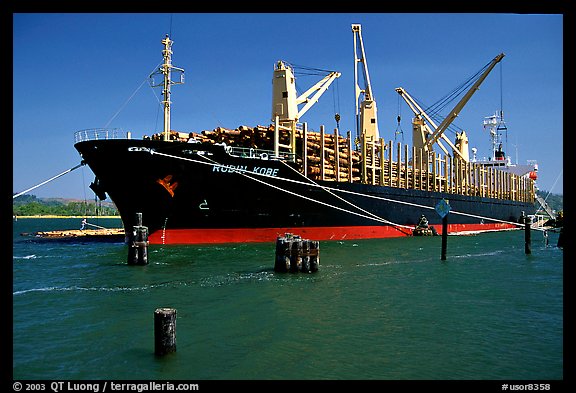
[213,164,279,177]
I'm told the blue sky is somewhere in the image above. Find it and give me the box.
[13,13,563,199]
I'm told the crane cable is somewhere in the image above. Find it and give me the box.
[395,94,404,142]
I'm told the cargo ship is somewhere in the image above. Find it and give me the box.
[74,25,537,245]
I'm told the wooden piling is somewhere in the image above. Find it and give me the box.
[154,308,177,356]
[274,234,320,273]
[524,212,532,254]
[128,212,149,265]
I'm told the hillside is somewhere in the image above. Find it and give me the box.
[535,190,563,217]
[13,194,119,217]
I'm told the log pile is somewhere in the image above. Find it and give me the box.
[151,125,363,182]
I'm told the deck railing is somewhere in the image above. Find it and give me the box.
[74,128,130,144]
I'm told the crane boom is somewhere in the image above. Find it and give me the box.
[395,87,467,160]
[271,60,340,124]
[296,71,341,119]
[352,24,379,140]
[426,53,505,149]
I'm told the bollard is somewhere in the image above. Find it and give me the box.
[441,215,448,261]
[128,212,149,265]
[154,308,177,356]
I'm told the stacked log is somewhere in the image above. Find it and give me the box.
[151,125,364,183]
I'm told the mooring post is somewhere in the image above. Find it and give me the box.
[441,215,448,261]
[154,308,177,356]
[128,212,149,265]
[274,234,320,273]
[274,236,291,272]
[310,240,320,272]
[290,239,303,272]
[524,212,532,255]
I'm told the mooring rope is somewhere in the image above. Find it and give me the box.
[279,160,413,233]
[13,162,86,199]
[146,149,530,230]
[194,153,405,228]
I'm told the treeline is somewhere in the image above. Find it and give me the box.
[13,194,119,216]
[535,190,563,215]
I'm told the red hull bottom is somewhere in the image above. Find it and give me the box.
[148,223,519,245]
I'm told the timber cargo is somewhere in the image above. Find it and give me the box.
[74,26,537,245]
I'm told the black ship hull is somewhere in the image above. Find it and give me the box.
[75,138,535,245]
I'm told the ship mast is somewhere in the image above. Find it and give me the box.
[150,35,185,141]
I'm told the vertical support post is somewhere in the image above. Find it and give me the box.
[432,152,437,192]
[154,308,177,356]
[426,150,431,191]
[388,140,393,187]
[441,214,448,261]
[128,212,149,265]
[320,125,325,181]
[361,133,366,184]
[412,146,417,189]
[523,211,532,254]
[404,143,409,189]
[348,131,353,183]
[274,115,280,158]
[334,128,340,182]
[444,154,448,193]
[379,138,385,186]
[370,135,376,185]
[419,148,423,190]
[303,122,308,178]
[396,142,401,188]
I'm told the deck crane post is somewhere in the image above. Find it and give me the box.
[272,60,340,155]
[352,24,379,141]
[395,87,468,160]
[149,35,185,142]
[425,53,505,151]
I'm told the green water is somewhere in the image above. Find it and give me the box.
[12,219,563,380]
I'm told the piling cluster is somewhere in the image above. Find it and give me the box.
[274,233,320,273]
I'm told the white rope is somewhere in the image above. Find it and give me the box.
[146,149,528,230]
[84,221,107,229]
[13,162,85,199]
[279,161,413,230]
[194,153,407,228]
[104,62,163,128]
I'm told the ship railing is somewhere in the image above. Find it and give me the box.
[74,128,130,144]
[226,146,296,162]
